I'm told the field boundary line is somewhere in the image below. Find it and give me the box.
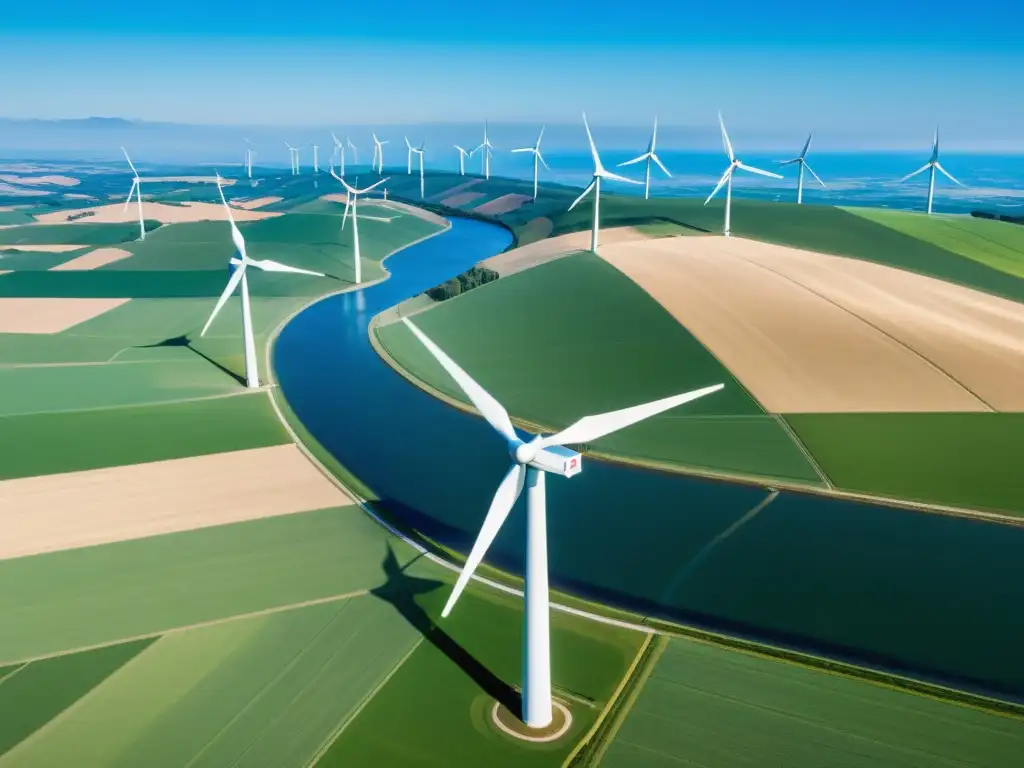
[771,415,833,488]
[561,631,657,768]
[304,636,425,767]
[0,662,28,690]
[0,590,369,667]
[0,388,258,421]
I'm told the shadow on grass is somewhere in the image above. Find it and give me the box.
[136,334,246,387]
[372,542,521,716]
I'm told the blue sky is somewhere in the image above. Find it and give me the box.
[1,0,1022,145]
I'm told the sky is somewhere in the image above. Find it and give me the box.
[1,0,1022,148]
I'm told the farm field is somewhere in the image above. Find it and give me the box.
[601,636,1024,768]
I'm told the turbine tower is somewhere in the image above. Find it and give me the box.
[568,113,642,253]
[285,142,299,175]
[120,147,146,241]
[312,142,320,174]
[402,318,724,729]
[777,132,825,205]
[404,136,415,175]
[617,117,671,200]
[201,176,325,388]
[454,145,470,176]
[898,127,964,215]
[412,139,427,199]
[242,138,254,179]
[372,133,389,174]
[332,171,389,285]
[511,125,550,200]
[331,132,346,177]
[473,119,495,179]
[705,113,782,237]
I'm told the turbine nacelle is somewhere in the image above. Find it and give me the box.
[511,438,582,477]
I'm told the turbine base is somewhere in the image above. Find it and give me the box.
[490,699,572,743]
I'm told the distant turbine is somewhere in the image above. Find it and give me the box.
[120,147,146,241]
[346,136,358,164]
[402,317,724,729]
[705,113,782,237]
[202,175,325,388]
[510,125,550,200]
[898,127,964,215]
[312,143,320,173]
[332,132,346,177]
[617,117,671,200]
[372,133,389,174]
[473,119,494,179]
[412,139,427,199]
[568,113,642,253]
[777,132,825,205]
[242,137,254,179]
[285,142,300,175]
[404,136,415,175]
[454,145,470,176]
[332,171,389,285]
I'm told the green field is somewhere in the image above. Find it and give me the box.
[0,247,88,270]
[601,636,1024,768]
[784,413,1024,516]
[376,251,822,484]
[0,222,152,246]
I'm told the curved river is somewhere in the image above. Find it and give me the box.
[275,216,1024,702]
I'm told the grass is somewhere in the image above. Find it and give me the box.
[0,247,88,270]
[0,506,411,662]
[0,638,155,757]
[316,573,644,767]
[600,635,1024,767]
[0,222,149,246]
[846,208,1024,279]
[376,251,822,484]
[0,393,288,481]
[784,413,1024,516]
[0,599,421,767]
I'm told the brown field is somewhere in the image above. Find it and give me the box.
[365,199,447,227]
[0,444,353,561]
[473,193,532,216]
[429,178,484,202]
[440,191,486,207]
[0,298,131,334]
[229,196,282,209]
[0,174,80,187]
[143,176,236,185]
[482,226,651,276]
[50,247,133,271]
[34,201,279,225]
[1,245,85,252]
[597,236,1022,413]
[320,193,350,204]
[0,205,33,212]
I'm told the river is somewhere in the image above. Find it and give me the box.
[274,216,1024,702]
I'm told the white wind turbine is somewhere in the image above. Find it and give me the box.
[201,176,325,389]
[898,127,964,215]
[568,113,643,253]
[511,125,550,200]
[120,147,147,241]
[705,113,783,237]
[412,139,427,199]
[285,142,299,175]
[402,317,723,729]
[404,136,416,175]
[372,133,389,174]
[331,132,346,177]
[454,145,471,176]
[312,142,320,173]
[242,138,254,179]
[332,171,389,285]
[777,132,825,204]
[617,117,671,200]
[346,136,358,165]
[473,119,495,179]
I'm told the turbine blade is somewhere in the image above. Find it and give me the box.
[342,196,351,230]
[123,179,137,213]
[704,167,734,205]
[510,148,533,154]
[537,152,550,171]
[568,179,597,211]
[402,318,518,442]
[777,158,799,166]
[600,169,644,185]
[121,147,139,177]
[540,384,724,448]
[249,258,324,276]
[897,163,931,183]
[201,264,246,336]
[617,153,648,167]
[441,463,525,618]
[536,124,545,148]
[935,162,965,187]
[736,162,783,180]
[804,163,827,188]
[800,131,813,159]
[582,112,603,172]
[651,153,671,177]
[718,112,735,161]
[359,176,389,194]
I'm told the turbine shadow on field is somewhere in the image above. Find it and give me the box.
[136,334,246,387]
[372,543,521,715]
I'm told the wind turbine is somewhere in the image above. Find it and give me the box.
[617,117,671,200]
[777,132,825,205]
[568,113,642,253]
[333,171,389,285]
[372,133,389,174]
[346,136,358,165]
[705,113,783,237]
[201,175,325,389]
[120,147,146,241]
[474,119,495,179]
[404,136,416,175]
[285,142,299,175]
[331,132,346,177]
[412,139,427,199]
[312,142,320,174]
[454,145,470,176]
[242,138,254,179]
[402,317,723,729]
[898,127,964,215]
[511,125,550,201]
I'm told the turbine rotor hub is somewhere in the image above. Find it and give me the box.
[514,442,537,465]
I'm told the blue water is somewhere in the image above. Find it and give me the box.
[275,216,1024,701]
